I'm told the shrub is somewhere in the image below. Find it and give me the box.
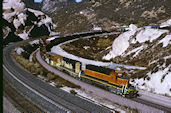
[146,76,150,81]
[43,71,48,77]
[39,68,44,75]
[152,66,159,74]
[11,8,14,12]
[137,21,146,27]
[97,38,111,47]
[70,90,77,95]
[46,73,56,81]
[166,58,171,67]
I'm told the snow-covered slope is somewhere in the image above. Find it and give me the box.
[160,19,171,28]
[103,21,171,96]
[103,24,169,60]
[3,0,56,43]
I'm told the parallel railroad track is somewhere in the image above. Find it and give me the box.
[3,65,89,113]
[37,32,171,112]
[3,79,43,113]
[4,31,171,112]
[3,36,112,113]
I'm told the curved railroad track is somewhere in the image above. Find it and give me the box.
[3,79,43,113]
[3,37,113,113]
[37,33,171,113]
[3,32,171,113]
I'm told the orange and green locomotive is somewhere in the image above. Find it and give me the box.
[43,52,138,98]
[82,65,138,97]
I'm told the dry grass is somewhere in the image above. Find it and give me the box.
[96,38,111,47]
[61,34,119,61]
[11,50,81,89]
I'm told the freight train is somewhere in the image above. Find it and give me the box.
[42,52,138,98]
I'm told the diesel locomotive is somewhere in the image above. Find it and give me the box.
[43,52,138,98]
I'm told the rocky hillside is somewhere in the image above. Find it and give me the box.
[2,0,56,45]
[60,22,171,96]
[105,24,171,96]
[24,0,171,34]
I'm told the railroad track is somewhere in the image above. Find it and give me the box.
[3,36,112,113]
[3,79,43,113]
[4,32,171,113]
[37,32,171,112]
[3,65,88,113]
[37,49,171,113]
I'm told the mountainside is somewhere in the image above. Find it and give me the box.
[39,0,171,33]
[2,0,56,45]
[3,0,171,97]
[59,22,171,96]
[104,23,171,96]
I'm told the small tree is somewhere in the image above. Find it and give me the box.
[70,90,77,95]
[137,21,146,27]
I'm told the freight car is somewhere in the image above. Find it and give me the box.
[43,52,138,98]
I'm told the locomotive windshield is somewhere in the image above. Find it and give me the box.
[127,83,135,89]
[116,72,128,79]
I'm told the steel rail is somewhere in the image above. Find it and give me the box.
[39,32,171,112]
[3,41,91,113]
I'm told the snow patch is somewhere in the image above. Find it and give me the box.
[129,24,138,31]
[103,24,169,60]
[93,26,102,31]
[27,8,44,16]
[158,35,171,47]
[49,32,60,36]
[29,39,40,45]
[48,81,56,87]
[164,55,171,60]
[83,46,90,50]
[13,18,21,29]
[3,0,25,12]
[46,36,60,41]
[60,86,125,113]
[37,16,52,26]
[51,44,110,70]
[160,19,171,28]
[125,45,147,57]
[3,0,55,37]
[17,13,27,26]
[103,25,138,60]
[136,29,168,43]
[3,12,16,22]
[131,65,171,96]
[18,31,28,40]
[15,47,24,55]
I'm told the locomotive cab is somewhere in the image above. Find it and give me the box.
[124,83,138,98]
[110,71,138,97]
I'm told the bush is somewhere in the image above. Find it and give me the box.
[146,76,150,81]
[70,90,77,95]
[46,73,56,81]
[11,8,14,12]
[43,71,48,77]
[39,68,44,75]
[137,21,146,27]
[97,38,111,47]
[166,58,171,67]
